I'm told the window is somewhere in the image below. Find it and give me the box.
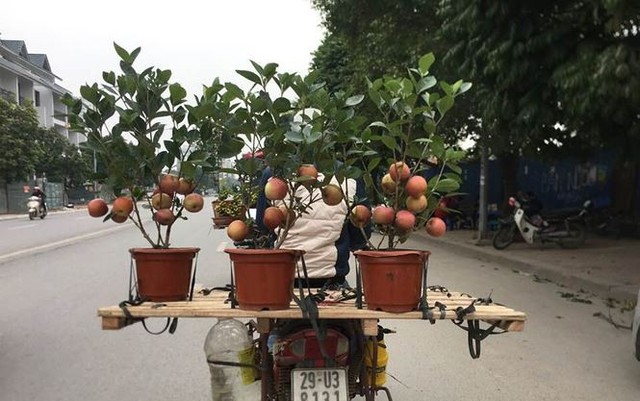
[35,91,40,107]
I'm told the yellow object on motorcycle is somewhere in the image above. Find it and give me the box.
[364,337,388,387]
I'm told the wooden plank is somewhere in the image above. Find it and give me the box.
[98,293,526,332]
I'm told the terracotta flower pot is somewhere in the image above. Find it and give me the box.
[224,248,302,310]
[354,249,430,313]
[130,247,200,302]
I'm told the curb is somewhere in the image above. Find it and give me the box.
[424,233,637,304]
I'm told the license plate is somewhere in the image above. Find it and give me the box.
[291,368,348,401]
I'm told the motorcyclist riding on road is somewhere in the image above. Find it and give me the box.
[31,186,47,213]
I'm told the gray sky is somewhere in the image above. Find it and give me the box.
[1,0,325,96]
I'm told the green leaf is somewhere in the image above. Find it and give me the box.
[423,120,437,135]
[249,60,264,75]
[368,121,388,130]
[285,130,304,144]
[345,94,365,107]
[439,81,453,96]
[417,76,436,94]
[436,95,454,117]
[380,135,397,151]
[164,140,181,158]
[102,71,116,85]
[236,69,262,86]
[432,178,460,193]
[459,82,473,95]
[418,53,435,75]
[113,42,129,62]
[368,88,383,108]
[367,157,381,172]
[169,83,187,105]
[273,97,291,113]
[224,82,244,99]
[80,84,99,105]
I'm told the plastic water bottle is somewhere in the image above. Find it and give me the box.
[204,318,259,401]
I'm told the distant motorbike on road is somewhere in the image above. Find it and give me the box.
[27,196,47,220]
[493,197,591,250]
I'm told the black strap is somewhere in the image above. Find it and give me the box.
[450,299,505,359]
[206,358,260,372]
[118,299,176,335]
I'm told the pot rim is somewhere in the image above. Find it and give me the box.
[354,248,431,258]
[129,247,201,254]
[224,248,305,256]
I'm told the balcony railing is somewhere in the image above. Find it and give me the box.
[0,88,16,102]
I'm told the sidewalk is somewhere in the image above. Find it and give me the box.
[423,228,639,304]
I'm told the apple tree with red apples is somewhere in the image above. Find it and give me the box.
[63,43,218,248]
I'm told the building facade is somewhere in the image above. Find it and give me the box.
[0,38,82,145]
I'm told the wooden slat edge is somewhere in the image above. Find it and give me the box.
[485,319,526,332]
[101,316,143,330]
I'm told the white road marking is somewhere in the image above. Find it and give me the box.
[7,224,36,230]
[0,224,131,265]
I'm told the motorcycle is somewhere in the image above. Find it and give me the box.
[493,197,591,250]
[27,196,47,220]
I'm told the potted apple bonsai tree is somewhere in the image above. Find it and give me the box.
[204,61,367,310]
[63,43,218,302]
[347,53,470,312]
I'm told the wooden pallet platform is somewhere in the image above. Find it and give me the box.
[98,287,526,334]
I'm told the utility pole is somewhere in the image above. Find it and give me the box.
[476,139,490,244]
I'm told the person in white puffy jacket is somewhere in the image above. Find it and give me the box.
[255,166,371,289]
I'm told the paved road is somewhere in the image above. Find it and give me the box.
[0,211,638,401]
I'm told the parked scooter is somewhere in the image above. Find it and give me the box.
[27,196,47,220]
[493,197,591,250]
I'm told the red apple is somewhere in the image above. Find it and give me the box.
[183,193,204,213]
[381,173,397,194]
[112,196,134,217]
[227,220,249,242]
[155,208,175,225]
[297,164,318,186]
[263,206,284,230]
[264,177,288,200]
[151,192,173,210]
[111,213,128,224]
[426,217,446,237]
[394,210,416,232]
[154,209,176,226]
[372,205,395,225]
[406,194,428,213]
[176,177,196,195]
[388,161,411,182]
[321,184,344,206]
[349,204,372,227]
[87,198,109,218]
[405,176,428,197]
[159,174,179,194]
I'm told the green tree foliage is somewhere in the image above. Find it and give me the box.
[0,97,93,185]
[312,0,640,160]
[34,129,92,188]
[438,0,640,159]
[0,98,45,182]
